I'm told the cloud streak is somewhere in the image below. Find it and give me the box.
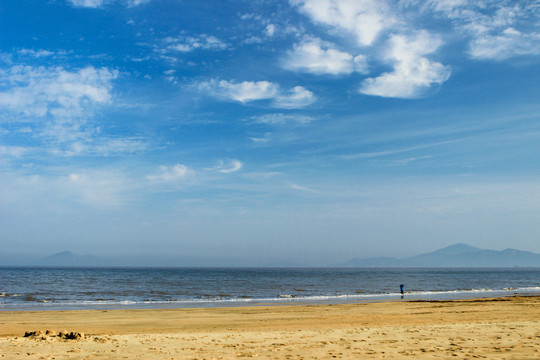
[250,113,315,125]
[469,28,540,60]
[162,34,229,53]
[67,0,151,8]
[205,159,243,174]
[197,79,316,108]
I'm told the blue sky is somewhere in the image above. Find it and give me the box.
[1,0,540,266]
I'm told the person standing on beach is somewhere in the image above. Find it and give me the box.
[400,284,404,296]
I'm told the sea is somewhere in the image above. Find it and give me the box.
[1,267,539,311]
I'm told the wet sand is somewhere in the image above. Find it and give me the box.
[1,296,539,359]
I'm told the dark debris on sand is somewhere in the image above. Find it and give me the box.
[24,330,85,340]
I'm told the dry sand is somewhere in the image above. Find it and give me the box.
[1,296,539,359]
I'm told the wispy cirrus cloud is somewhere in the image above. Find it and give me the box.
[250,113,315,125]
[238,12,280,44]
[426,0,540,60]
[196,79,316,108]
[162,34,229,53]
[0,145,31,158]
[18,49,59,58]
[469,28,540,60]
[249,132,272,143]
[205,159,243,174]
[0,64,145,158]
[67,0,151,8]
[67,0,105,7]
[0,65,117,144]
[65,137,150,156]
[0,65,116,118]
[146,159,243,186]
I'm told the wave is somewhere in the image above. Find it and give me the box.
[1,286,539,310]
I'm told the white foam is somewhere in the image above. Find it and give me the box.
[2,286,539,310]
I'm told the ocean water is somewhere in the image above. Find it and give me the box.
[1,267,539,311]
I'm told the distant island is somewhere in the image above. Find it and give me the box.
[341,243,540,268]
[2,243,539,268]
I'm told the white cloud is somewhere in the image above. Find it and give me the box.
[0,65,117,143]
[0,135,147,159]
[219,160,243,174]
[164,35,228,53]
[273,86,316,109]
[249,132,272,143]
[265,24,276,37]
[147,163,191,182]
[198,79,279,103]
[0,65,116,118]
[289,0,539,99]
[469,28,540,60]
[65,137,149,156]
[67,0,150,8]
[18,49,55,58]
[0,145,30,158]
[197,79,316,108]
[291,0,393,46]
[125,0,150,6]
[289,183,321,194]
[283,37,368,75]
[426,0,540,61]
[163,69,178,84]
[68,0,106,7]
[243,36,264,45]
[205,159,243,174]
[289,1,454,98]
[0,52,12,64]
[250,113,315,125]
[360,31,451,98]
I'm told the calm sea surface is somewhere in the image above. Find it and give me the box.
[1,267,539,310]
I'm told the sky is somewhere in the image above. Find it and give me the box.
[1,0,540,267]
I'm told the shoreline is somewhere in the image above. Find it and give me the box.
[3,289,539,313]
[2,296,539,359]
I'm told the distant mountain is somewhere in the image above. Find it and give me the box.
[342,243,540,268]
[19,244,540,268]
[34,251,103,267]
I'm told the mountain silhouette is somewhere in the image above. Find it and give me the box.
[34,251,103,267]
[343,243,540,268]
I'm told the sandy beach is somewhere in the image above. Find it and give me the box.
[1,296,539,359]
